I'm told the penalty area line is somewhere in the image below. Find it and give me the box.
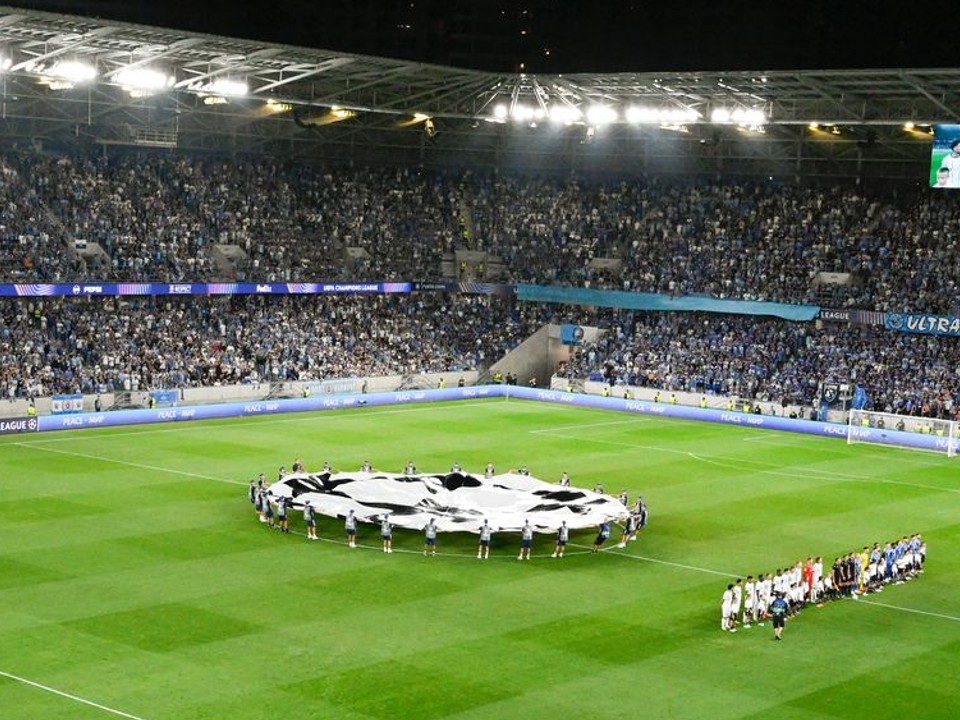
[0,669,147,720]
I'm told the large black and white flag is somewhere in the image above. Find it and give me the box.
[268,471,629,533]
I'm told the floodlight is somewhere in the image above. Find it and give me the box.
[903,121,915,131]
[48,60,97,83]
[712,107,765,125]
[586,105,617,125]
[208,78,247,97]
[264,98,292,113]
[511,104,535,121]
[493,103,508,119]
[114,67,175,93]
[710,108,731,123]
[730,108,766,125]
[626,107,653,123]
[549,105,581,124]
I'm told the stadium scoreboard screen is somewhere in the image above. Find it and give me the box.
[930,124,960,188]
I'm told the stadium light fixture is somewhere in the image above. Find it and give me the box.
[711,107,766,125]
[586,105,617,125]
[549,105,581,124]
[264,98,292,114]
[493,103,508,120]
[0,57,11,72]
[511,104,535,122]
[627,107,700,124]
[114,67,175,97]
[710,108,731,123]
[903,121,915,131]
[50,60,97,83]
[329,106,355,120]
[211,78,248,97]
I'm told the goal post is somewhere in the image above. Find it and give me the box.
[847,408,959,458]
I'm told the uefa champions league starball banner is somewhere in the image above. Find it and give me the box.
[0,282,414,297]
[267,471,630,534]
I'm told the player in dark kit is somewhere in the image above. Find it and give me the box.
[276,496,289,533]
[304,500,318,540]
[770,593,789,640]
[593,520,611,552]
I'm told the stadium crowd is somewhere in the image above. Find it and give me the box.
[0,148,958,417]
[0,294,543,398]
[559,311,960,417]
[0,149,958,314]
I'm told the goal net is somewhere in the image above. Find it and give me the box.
[847,409,959,458]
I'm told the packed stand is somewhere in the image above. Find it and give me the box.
[0,149,959,314]
[0,294,546,398]
[2,151,458,283]
[557,310,960,418]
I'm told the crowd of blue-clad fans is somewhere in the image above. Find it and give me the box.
[0,148,957,419]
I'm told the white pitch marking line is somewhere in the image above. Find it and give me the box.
[14,404,959,623]
[572,545,960,624]
[0,669,147,720]
[858,598,960,623]
[541,430,960,496]
[9,401,510,446]
[10,443,245,486]
[530,418,653,434]
[568,543,738,577]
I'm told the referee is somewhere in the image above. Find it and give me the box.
[770,592,789,641]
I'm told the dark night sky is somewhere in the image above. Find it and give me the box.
[19,0,956,73]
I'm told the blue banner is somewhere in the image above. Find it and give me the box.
[33,384,955,455]
[149,390,180,407]
[885,312,960,338]
[517,285,820,321]
[852,385,870,410]
[50,394,84,414]
[0,282,414,298]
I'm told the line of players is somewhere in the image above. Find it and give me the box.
[721,534,926,633]
[248,461,648,558]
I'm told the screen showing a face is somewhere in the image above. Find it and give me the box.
[930,124,960,188]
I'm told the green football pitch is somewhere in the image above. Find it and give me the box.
[2,397,959,720]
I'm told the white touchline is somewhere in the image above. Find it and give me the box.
[858,598,960,623]
[11,443,246,486]
[574,545,960,624]
[9,400,509,446]
[0,669,147,720]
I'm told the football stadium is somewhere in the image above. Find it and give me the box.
[1,5,960,720]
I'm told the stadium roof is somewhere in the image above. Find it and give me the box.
[0,5,953,178]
